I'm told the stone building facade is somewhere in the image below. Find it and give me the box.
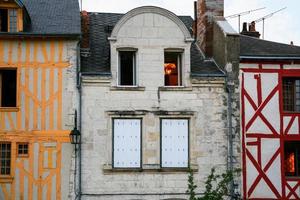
[78,1,240,199]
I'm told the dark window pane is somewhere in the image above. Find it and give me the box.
[119,51,135,86]
[0,69,17,107]
[0,9,8,32]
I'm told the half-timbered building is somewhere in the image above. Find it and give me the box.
[0,0,80,199]
[240,24,300,199]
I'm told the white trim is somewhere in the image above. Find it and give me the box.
[110,6,193,42]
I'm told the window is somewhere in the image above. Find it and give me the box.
[161,119,189,168]
[118,51,136,86]
[0,9,17,32]
[0,69,17,107]
[0,9,8,32]
[164,51,182,86]
[0,143,11,175]
[283,78,300,112]
[284,141,300,176]
[17,143,29,157]
[113,119,141,168]
[8,9,17,32]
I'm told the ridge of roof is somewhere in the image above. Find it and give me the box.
[240,34,300,58]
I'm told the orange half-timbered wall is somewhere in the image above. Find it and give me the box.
[0,39,77,200]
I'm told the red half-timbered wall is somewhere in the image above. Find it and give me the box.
[241,62,300,200]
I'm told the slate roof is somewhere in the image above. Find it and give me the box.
[240,35,300,59]
[0,0,81,36]
[81,12,224,76]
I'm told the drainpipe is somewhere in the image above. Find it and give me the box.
[225,63,235,199]
[76,40,82,200]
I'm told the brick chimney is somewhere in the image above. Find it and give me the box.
[81,11,90,48]
[81,11,90,57]
[240,22,260,38]
[196,0,224,57]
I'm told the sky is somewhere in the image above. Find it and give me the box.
[80,0,300,46]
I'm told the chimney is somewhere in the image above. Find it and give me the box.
[196,0,224,57]
[81,11,91,57]
[240,21,260,38]
[81,11,90,48]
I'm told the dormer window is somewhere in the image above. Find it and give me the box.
[0,8,18,32]
[164,50,183,86]
[118,48,137,86]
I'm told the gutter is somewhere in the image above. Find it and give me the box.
[240,56,300,60]
[0,33,81,39]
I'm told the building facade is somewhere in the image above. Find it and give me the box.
[0,0,80,199]
[78,0,240,199]
[240,27,300,199]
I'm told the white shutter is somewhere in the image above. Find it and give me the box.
[161,119,188,168]
[113,119,141,168]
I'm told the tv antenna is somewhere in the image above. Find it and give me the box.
[253,7,287,39]
[225,7,266,32]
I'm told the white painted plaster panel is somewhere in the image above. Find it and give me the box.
[261,73,278,102]
[265,156,282,197]
[261,138,280,169]
[262,64,281,69]
[244,73,258,106]
[240,64,259,69]
[247,116,273,134]
[283,64,300,69]
[261,92,280,133]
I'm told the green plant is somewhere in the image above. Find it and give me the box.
[187,167,240,200]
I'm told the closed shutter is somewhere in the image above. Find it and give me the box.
[113,119,141,168]
[161,119,188,168]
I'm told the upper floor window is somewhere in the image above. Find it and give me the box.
[0,69,17,107]
[283,78,300,112]
[164,51,182,86]
[113,119,141,168]
[0,9,18,32]
[118,50,136,86]
[0,142,11,175]
[284,141,300,177]
[161,119,189,168]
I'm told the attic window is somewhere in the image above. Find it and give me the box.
[118,50,136,86]
[164,51,182,86]
[0,8,18,32]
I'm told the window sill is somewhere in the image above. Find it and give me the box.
[286,176,300,180]
[0,176,14,183]
[110,86,145,91]
[158,86,193,91]
[0,107,19,112]
[102,164,198,173]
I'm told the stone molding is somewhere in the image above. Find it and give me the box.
[108,6,194,42]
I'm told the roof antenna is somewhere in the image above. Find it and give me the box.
[252,7,287,39]
[225,7,266,32]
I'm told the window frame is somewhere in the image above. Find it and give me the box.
[284,141,300,177]
[117,48,138,87]
[164,49,183,87]
[0,68,18,111]
[160,118,190,169]
[0,142,11,176]
[17,143,29,158]
[282,77,300,113]
[112,118,142,169]
[0,8,18,33]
